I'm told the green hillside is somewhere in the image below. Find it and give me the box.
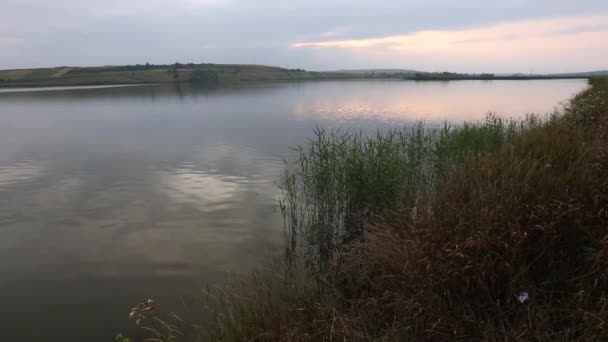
[0,63,356,88]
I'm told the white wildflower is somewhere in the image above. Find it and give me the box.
[517,292,529,303]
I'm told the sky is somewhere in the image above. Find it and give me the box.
[1,0,607,73]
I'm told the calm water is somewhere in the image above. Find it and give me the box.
[0,79,586,340]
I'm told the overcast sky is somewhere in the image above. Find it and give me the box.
[2,0,607,73]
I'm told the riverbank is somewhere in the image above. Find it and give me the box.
[127,78,608,341]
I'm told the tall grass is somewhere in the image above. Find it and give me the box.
[280,114,543,272]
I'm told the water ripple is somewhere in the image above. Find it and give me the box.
[159,166,249,212]
[0,160,44,188]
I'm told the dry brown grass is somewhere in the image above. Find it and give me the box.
[323,126,608,340]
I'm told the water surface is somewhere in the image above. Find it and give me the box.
[0,79,586,340]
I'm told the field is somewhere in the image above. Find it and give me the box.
[0,63,357,88]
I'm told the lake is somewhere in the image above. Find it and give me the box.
[0,79,587,340]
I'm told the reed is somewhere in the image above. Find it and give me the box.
[280,114,542,273]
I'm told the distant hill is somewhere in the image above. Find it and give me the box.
[0,63,358,88]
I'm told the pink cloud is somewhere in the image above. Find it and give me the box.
[291,14,608,58]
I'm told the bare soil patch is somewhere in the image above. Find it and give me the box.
[51,68,72,79]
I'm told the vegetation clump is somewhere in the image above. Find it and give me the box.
[280,115,538,273]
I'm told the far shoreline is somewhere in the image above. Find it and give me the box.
[0,63,595,89]
[0,76,589,90]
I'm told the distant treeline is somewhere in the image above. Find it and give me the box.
[412,71,496,79]
[406,72,588,80]
[358,71,586,80]
[360,71,496,79]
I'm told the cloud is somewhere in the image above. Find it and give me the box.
[288,13,608,72]
[1,1,608,71]
[291,14,608,53]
